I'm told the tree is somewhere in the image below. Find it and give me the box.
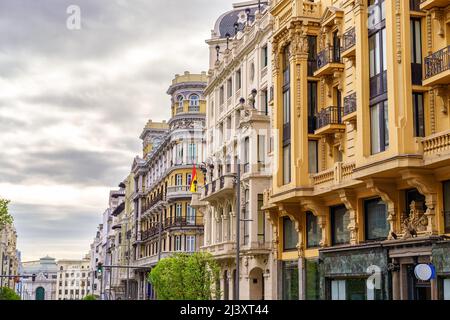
[0,287,21,300]
[0,199,13,230]
[148,252,220,300]
[82,294,97,300]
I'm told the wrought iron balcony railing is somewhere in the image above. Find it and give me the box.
[317,46,342,70]
[316,106,343,129]
[424,45,450,79]
[343,92,357,116]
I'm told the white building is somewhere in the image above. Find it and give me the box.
[21,256,58,300]
[56,257,91,300]
[195,0,275,300]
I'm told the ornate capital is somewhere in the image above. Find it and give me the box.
[338,189,358,245]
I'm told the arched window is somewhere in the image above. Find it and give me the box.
[189,94,200,111]
[177,96,184,113]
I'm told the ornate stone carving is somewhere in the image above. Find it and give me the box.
[338,189,358,244]
[401,201,428,239]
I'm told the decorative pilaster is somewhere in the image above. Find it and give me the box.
[338,189,359,244]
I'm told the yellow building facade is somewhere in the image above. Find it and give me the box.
[131,72,207,299]
[265,0,450,300]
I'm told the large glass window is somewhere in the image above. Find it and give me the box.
[331,278,382,300]
[364,198,389,241]
[236,69,242,91]
[305,259,320,300]
[413,93,425,137]
[186,235,195,252]
[307,35,317,76]
[368,0,387,99]
[187,205,196,225]
[257,194,265,242]
[257,135,265,171]
[244,137,250,173]
[410,18,423,85]
[306,211,321,248]
[283,145,291,185]
[308,140,318,174]
[227,78,233,99]
[331,205,350,245]
[283,217,298,251]
[443,181,450,233]
[188,143,197,164]
[307,81,317,134]
[262,45,268,68]
[370,100,389,154]
[282,261,299,300]
[244,189,250,245]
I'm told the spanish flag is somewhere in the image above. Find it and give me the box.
[190,164,198,193]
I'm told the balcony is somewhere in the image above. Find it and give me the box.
[314,46,344,77]
[341,28,356,59]
[140,226,160,242]
[140,193,166,217]
[164,216,203,230]
[422,129,450,165]
[343,92,357,120]
[420,0,450,10]
[239,108,270,128]
[203,241,236,259]
[311,162,356,190]
[314,106,346,135]
[166,185,191,201]
[423,45,450,87]
[201,175,236,201]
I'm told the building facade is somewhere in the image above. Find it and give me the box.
[195,1,275,300]
[56,258,91,300]
[264,0,450,300]
[0,223,19,290]
[21,256,58,300]
[131,72,207,299]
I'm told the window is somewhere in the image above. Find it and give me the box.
[410,18,422,85]
[257,194,265,242]
[370,100,389,154]
[262,45,268,68]
[227,78,233,99]
[186,236,195,252]
[331,279,382,300]
[444,278,450,300]
[306,212,321,248]
[175,236,181,251]
[412,93,425,137]
[307,82,317,133]
[283,145,291,185]
[175,143,183,165]
[365,198,389,241]
[308,140,318,174]
[282,261,299,300]
[187,205,196,225]
[331,205,350,245]
[188,143,197,164]
[175,174,182,186]
[244,189,250,245]
[177,95,184,112]
[443,181,450,233]
[257,135,265,171]
[176,203,182,218]
[220,86,224,105]
[186,173,192,186]
[283,217,298,251]
[236,69,242,91]
[368,0,387,99]
[261,88,268,115]
[307,36,317,76]
[244,137,250,173]
[305,259,320,300]
[189,94,200,111]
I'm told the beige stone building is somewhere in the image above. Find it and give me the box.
[56,257,91,300]
[0,223,19,290]
[193,1,275,300]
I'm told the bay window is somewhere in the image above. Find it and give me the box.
[283,216,298,251]
[331,205,350,245]
[364,198,389,241]
[306,211,321,248]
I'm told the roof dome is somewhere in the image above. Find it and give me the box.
[214,3,267,39]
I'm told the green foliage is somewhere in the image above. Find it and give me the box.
[82,294,97,300]
[0,199,13,230]
[0,287,21,300]
[149,252,220,300]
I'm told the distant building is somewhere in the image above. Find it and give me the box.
[21,256,58,300]
[56,257,91,300]
[0,223,19,290]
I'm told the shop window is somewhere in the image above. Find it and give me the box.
[282,261,299,300]
[305,259,320,300]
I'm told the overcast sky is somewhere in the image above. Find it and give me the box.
[0,0,236,261]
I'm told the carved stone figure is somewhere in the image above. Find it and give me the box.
[401,201,428,239]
